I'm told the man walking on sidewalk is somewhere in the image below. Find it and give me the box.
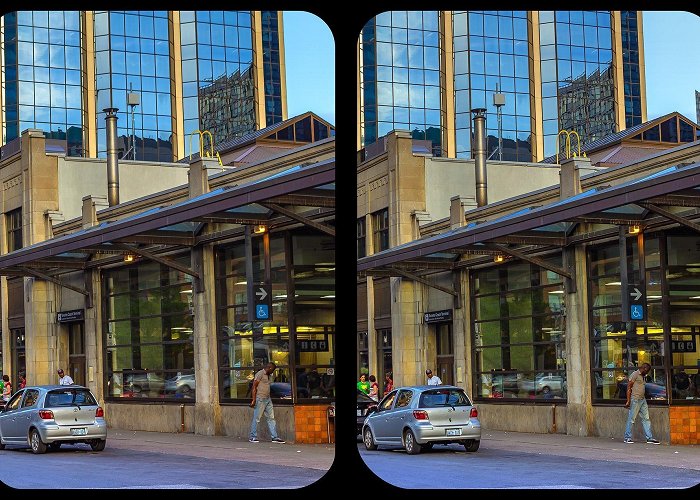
[249,362,285,444]
[624,362,660,445]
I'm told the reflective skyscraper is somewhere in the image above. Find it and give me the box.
[0,10,286,161]
[359,11,646,161]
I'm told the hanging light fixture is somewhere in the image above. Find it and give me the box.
[628,224,641,235]
[253,224,267,234]
[494,254,505,263]
[123,252,135,262]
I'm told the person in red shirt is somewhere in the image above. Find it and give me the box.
[18,372,26,389]
[383,372,393,396]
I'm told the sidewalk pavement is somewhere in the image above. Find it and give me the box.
[106,428,335,471]
[479,429,700,471]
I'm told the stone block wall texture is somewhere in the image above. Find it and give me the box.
[294,404,334,444]
[670,406,700,444]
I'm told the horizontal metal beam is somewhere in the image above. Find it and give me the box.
[637,202,700,234]
[113,234,195,246]
[261,202,335,237]
[572,215,644,225]
[111,244,201,280]
[647,194,700,208]
[267,194,335,208]
[487,244,572,279]
[18,266,89,296]
[387,267,458,297]
[191,213,270,225]
[487,234,567,246]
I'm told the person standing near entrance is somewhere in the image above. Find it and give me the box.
[57,368,74,385]
[18,372,26,390]
[248,362,285,444]
[426,369,442,385]
[623,362,661,444]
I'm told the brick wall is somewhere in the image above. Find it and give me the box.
[294,404,334,444]
[670,406,700,445]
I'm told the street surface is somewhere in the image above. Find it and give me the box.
[358,430,700,489]
[0,428,334,489]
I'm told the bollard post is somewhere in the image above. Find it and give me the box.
[551,404,557,433]
[180,404,185,433]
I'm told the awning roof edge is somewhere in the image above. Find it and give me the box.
[357,161,700,271]
[0,159,335,269]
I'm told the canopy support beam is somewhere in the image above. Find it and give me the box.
[261,202,335,237]
[387,267,458,297]
[112,244,201,280]
[637,203,700,234]
[487,244,572,280]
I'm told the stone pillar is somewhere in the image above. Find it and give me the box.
[192,243,220,436]
[392,277,422,386]
[85,268,103,402]
[81,195,108,229]
[455,270,471,392]
[565,245,594,436]
[188,157,220,197]
[559,157,591,200]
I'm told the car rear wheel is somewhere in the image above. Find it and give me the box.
[404,429,422,455]
[363,427,377,451]
[0,441,5,450]
[90,439,106,451]
[30,429,47,454]
[49,442,62,450]
[463,439,480,452]
[180,385,192,394]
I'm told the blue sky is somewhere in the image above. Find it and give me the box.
[281,11,700,128]
[282,11,335,125]
[643,11,700,122]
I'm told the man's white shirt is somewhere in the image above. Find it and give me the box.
[59,375,74,385]
[427,376,442,385]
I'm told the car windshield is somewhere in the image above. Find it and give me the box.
[46,389,97,407]
[419,388,471,408]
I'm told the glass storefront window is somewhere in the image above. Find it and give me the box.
[473,254,566,400]
[104,254,194,400]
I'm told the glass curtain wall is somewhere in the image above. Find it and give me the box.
[1,11,84,155]
[620,11,642,128]
[472,256,567,400]
[360,11,444,155]
[103,255,195,400]
[94,10,173,162]
[260,11,283,126]
[216,230,336,403]
[453,11,532,161]
[538,11,614,157]
[179,10,256,150]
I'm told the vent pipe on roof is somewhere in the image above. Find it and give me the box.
[104,107,120,207]
[471,108,488,207]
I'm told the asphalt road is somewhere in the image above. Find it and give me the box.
[357,430,700,489]
[0,429,335,489]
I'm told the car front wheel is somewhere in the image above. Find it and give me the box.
[363,427,377,451]
[90,439,106,451]
[404,429,422,455]
[30,429,47,454]
[463,439,480,452]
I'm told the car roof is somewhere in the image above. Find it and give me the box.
[23,385,90,390]
[392,385,464,392]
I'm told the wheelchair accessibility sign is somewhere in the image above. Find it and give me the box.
[256,304,269,320]
[630,304,644,321]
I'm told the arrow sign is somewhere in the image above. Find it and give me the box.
[256,287,268,301]
[629,287,642,301]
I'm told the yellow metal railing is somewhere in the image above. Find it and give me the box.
[556,129,587,164]
[188,129,223,166]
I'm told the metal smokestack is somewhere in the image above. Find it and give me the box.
[471,107,488,207]
[104,107,120,206]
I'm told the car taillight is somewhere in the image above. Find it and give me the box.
[96,407,104,418]
[470,408,478,418]
[413,410,429,420]
[38,410,54,419]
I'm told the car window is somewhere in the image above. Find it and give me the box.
[21,389,40,408]
[395,389,413,408]
[379,390,397,410]
[46,388,97,407]
[5,390,24,411]
[419,388,471,408]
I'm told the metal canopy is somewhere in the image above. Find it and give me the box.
[358,161,700,274]
[0,159,335,278]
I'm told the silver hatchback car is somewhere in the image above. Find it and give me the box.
[0,385,107,454]
[362,385,481,454]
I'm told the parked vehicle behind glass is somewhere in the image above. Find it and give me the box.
[362,385,481,454]
[0,385,107,454]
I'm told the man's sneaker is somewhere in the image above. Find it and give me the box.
[249,437,259,443]
[646,438,660,445]
[271,437,285,443]
[623,438,634,444]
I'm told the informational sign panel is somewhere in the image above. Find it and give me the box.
[423,309,452,324]
[57,309,84,323]
[296,338,329,352]
[254,284,272,320]
[671,339,697,353]
[627,283,646,322]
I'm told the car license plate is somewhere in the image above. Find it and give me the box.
[357,409,363,417]
[446,428,462,436]
[71,428,87,436]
